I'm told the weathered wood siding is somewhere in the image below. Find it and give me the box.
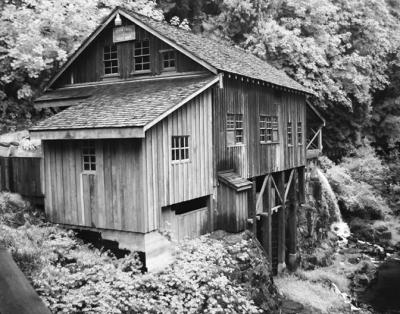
[216,182,248,232]
[161,206,209,241]
[0,157,43,205]
[213,77,306,179]
[54,17,204,88]
[144,90,213,231]
[43,139,145,232]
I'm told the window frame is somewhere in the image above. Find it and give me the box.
[132,39,151,74]
[260,114,279,144]
[103,44,119,76]
[82,140,96,172]
[160,49,176,72]
[297,121,303,145]
[171,135,190,163]
[226,113,244,147]
[287,121,293,147]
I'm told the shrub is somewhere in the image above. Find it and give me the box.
[323,163,389,219]
[340,143,389,193]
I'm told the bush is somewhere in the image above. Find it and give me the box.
[340,143,389,193]
[320,153,390,220]
[32,234,269,313]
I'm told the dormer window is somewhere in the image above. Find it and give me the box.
[134,39,150,72]
[161,50,176,71]
[103,45,118,75]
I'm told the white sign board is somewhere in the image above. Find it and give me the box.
[113,25,136,43]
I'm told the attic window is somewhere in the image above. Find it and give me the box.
[161,50,176,71]
[82,141,96,171]
[103,45,119,75]
[134,39,150,72]
[227,113,244,146]
[260,115,279,143]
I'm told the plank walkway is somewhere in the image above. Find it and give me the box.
[0,246,51,314]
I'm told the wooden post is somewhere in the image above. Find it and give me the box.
[248,178,257,234]
[287,169,298,271]
[277,171,286,273]
[207,195,213,233]
[298,166,305,204]
[263,174,272,262]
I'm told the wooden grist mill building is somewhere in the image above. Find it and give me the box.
[30,7,319,273]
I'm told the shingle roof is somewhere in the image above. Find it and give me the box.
[218,170,253,191]
[122,8,312,94]
[30,76,216,131]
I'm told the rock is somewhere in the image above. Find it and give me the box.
[281,299,304,314]
[348,256,360,264]
[356,273,370,286]
[379,230,392,240]
[375,225,389,233]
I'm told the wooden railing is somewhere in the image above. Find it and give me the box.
[306,128,323,159]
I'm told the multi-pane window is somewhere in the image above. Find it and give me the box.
[162,50,176,70]
[134,39,150,72]
[260,115,279,143]
[297,121,303,145]
[103,45,118,75]
[227,113,244,146]
[287,122,293,146]
[82,141,96,171]
[172,136,189,162]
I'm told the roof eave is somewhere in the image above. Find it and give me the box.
[29,126,145,140]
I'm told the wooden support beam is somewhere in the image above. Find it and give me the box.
[287,170,298,271]
[270,175,283,203]
[264,175,272,262]
[277,172,286,270]
[256,174,270,213]
[248,179,257,234]
[284,169,295,203]
[298,167,305,203]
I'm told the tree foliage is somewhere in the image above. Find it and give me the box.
[0,0,162,133]
[2,0,400,155]
[200,0,400,152]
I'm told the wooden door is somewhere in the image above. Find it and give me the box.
[81,172,96,227]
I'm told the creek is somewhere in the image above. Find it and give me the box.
[315,168,400,313]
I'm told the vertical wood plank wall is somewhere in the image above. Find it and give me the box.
[212,77,307,179]
[54,17,204,87]
[43,139,145,233]
[144,89,213,232]
[216,183,248,232]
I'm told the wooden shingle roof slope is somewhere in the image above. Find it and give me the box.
[120,8,312,95]
[30,76,217,132]
[45,7,312,95]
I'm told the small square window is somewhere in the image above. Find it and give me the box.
[287,122,293,146]
[172,136,189,162]
[82,140,96,171]
[227,113,243,146]
[297,121,303,145]
[260,115,279,143]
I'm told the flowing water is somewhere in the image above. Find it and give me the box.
[316,168,343,223]
[315,168,400,313]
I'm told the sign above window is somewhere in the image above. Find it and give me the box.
[113,25,136,43]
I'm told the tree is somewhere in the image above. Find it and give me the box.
[0,0,162,133]
[201,0,400,153]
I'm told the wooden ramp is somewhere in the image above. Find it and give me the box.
[0,246,51,314]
